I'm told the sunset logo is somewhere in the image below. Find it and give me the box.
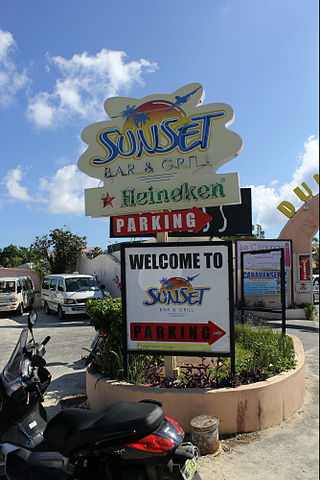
[143,274,210,307]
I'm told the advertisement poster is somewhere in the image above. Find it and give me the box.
[111,188,252,238]
[236,240,292,270]
[243,271,282,296]
[121,242,233,356]
[296,282,311,294]
[298,255,311,281]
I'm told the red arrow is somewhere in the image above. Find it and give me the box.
[112,207,212,236]
[130,321,226,345]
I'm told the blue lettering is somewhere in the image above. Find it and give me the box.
[143,286,210,306]
[158,118,179,153]
[117,130,136,157]
[136,125,159,158]
[177,122,202,153]
[89,112,224,166]
[91,128,119,165]
[191,112,224,150]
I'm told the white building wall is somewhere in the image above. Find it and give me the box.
[76,252,121,298]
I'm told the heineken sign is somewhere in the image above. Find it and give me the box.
[78,83,243,217]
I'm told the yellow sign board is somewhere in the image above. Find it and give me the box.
[78,83,243,216]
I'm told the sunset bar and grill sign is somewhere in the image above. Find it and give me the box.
[121,241,234,356]
[78,83,243,216]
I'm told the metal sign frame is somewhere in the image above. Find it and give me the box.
[121,241,235,379]
[240,248,286,334]
[235,238,293,307]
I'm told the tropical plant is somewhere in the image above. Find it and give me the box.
[85,297,163,381]
[303,304,317,320]
[0,244,38,268]
[31,226,87,273]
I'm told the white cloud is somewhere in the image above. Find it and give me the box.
[4,137,317,225]
[3,165,32,202]
[38,165,98,214]
[248,136,319,235]
[2,163,98,215]
[0,29,29,106]
[27,49,158,128]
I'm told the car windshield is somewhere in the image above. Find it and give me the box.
[2,328,28,383]
[0,281,16,294]
[65,277,100,292]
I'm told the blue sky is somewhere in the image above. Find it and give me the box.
[0,0,318,249]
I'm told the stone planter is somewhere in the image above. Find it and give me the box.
[86,336,305,434]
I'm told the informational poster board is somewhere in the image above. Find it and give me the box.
[236,240,292,271]
[243,270,282,296]
[236,239,292,307]
[240,248,287,333]
[121,242,234,358]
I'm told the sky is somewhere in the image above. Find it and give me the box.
[0,0,318,250]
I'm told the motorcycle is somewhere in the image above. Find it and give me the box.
[85,330,108,369]
[0,311,202,479]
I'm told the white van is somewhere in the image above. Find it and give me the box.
[41,274,106,320]
[0,276,35,315]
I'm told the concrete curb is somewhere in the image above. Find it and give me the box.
[86,335,305,434]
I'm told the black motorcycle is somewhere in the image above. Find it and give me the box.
[0,311,202,479]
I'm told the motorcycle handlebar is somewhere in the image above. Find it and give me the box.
[42,336,51,346]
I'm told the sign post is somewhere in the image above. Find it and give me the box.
[155,231,178,378]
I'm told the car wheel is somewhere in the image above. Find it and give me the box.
[44,301,51,315]
[58,305,65,320]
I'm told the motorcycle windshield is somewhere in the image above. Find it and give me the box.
[2,328,28,383]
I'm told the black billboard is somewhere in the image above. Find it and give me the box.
[109,188,252,238]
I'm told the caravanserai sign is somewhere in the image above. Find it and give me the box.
[78,83,243,216]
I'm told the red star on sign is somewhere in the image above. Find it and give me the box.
[101,192,116,208]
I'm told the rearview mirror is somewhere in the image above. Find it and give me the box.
[28,310,38,330]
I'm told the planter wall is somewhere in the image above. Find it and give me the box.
[86,336,305,434]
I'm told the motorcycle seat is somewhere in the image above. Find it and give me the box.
[44,401,165,456]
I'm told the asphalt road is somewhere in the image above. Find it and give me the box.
[0,308,94,417]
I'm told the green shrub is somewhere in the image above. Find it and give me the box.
[234,323,295,380]
[85,298,296,388]
[303,304,317,320]
[85,297,163,382]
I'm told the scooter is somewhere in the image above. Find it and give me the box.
[0,311,202,480]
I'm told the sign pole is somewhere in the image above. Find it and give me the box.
[156,230,179,379]
[280,249,286,335]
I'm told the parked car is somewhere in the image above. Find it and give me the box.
[41,273,107,320]
[0,275,35,315]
